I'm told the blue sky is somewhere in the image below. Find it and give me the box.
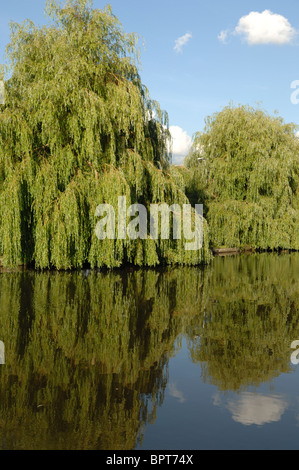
[1,0,299,163]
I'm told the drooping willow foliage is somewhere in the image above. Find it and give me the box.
[0,0,211,269]
[185,105,299,250]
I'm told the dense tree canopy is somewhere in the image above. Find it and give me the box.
[0,0,210,269]
[185,105,299,250]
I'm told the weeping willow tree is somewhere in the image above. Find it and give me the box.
[0,0,211,269]
[185,105,299,250]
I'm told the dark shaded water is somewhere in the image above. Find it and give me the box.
[0,253,298,450]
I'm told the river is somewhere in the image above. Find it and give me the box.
[0,252,298,450]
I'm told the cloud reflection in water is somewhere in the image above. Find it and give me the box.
[214,392,288,426]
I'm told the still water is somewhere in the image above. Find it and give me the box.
[0,253,298,450]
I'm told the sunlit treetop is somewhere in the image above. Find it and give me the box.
[3,0,170,171]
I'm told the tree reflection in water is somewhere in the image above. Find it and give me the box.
[0,253,298,449]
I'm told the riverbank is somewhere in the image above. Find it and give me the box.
[0,247,296,272]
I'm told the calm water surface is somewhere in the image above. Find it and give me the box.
[0,253,298,450]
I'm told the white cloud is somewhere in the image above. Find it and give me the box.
[219,10,297,46]
[169,125,192,165]
[218,30,229,44]
[235,10,297,45]
[174,33,192,53]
